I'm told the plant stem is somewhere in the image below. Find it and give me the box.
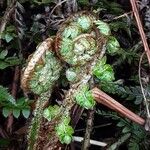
[92,87,145,125]
[130,0,150,64]
[27,93,50,150]
[82,109,95,150]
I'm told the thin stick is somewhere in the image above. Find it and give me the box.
[138,52,150,117]
[81,109,95,150]
[130,0,150,64]
[73,136,107,147]
[7,66,20,133]
[0,0,16,45]
[49,0,67,16]
[112,11,132,20]
[92,88,145,126]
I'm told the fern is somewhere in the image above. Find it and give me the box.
[98,81,146,105]
[0,85,16,104]
[0,50,21,69]
[0,85,31,118]
[97,110,150,149]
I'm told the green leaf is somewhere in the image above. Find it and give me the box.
[74,85,95,109]
[0,57,21,69]
[13,109,20,118]
[4,33,13,43]
[43,105,60,121]
[55,116,74,144]
[0,50,8,59]
[22,109,30,118]
[122,126,131,133]
[106,36,120,55]
[129,142,139,150]
[5,56,21,65]
[0,61,10,69]
[63,135,72,144]
[0,85,16,104]
[93,57,115,82]
[2,107,11,117]
[117,121,126,127]
[94,20,111,36]
[6,25,16,32]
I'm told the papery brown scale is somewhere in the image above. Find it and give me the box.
[21,38,54,93]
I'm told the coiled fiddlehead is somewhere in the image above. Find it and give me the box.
[55,11,104,66]
[21,38,62,150]
[51,11,107,145]
[21,11,118,149]
[55,11,106,105]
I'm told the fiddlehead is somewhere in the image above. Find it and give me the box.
[21,11,119,149]
[55,11,104,66]
[21,38,62,150]
[55,11,107,104]
[51,11,107,145]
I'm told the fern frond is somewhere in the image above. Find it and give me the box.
[0,85,16,105]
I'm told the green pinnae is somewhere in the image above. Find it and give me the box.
[66,67,81,83]
[106,36,120,55]
[66,69,77,82]
[77,15,94,31]
[73,36,97,64]
[56,12,103,66]
[55,116,74,144]
[62,22,82,39]
[43,105,61,121]
[60,35,98,65]
[29,51,62,95]
[74,37,91,54]
[94,20,111,36]
[74,85,96,109]
[60,38,73,56]
[93,56,115,82]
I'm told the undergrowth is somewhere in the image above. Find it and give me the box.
[0,0,150,149]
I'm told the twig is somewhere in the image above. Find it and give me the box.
[76,123,112,132]
[107,133,131,150]
[130,0,150,64]
[6,66,20,133]
[49,0,67,16]
[81,109,95,150]
[138,52,150,117]
[73,136,107,147]
[112,11,133,20]
[0,0,16,45]
[105,11,133,22]
[92,88,145,126]
[138,52,150,131]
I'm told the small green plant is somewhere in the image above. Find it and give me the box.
[97,110,150,149]
[0,50,21,69]
[0,85,31,118]
[0,25,17,43]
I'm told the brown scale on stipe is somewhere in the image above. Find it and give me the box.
[21,38,54,93]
